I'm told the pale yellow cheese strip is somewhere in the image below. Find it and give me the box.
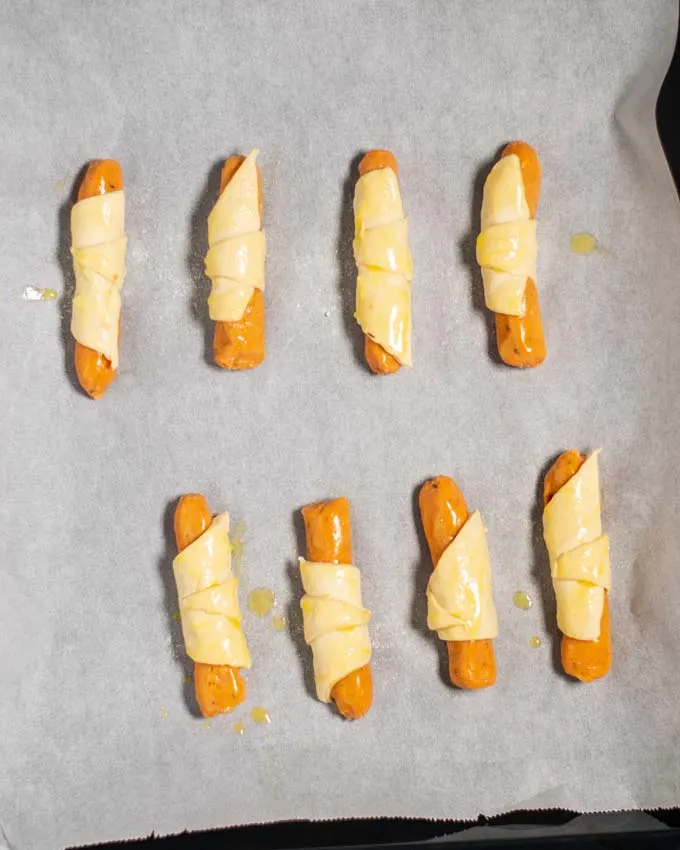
[172,513,251,668]
[543,451,611,641]
[299,559,372,703]
[476,154,536,317]
[353,167,413,366]
[205,149,265,322]
[70,190,126,368]
[426,510,498,642]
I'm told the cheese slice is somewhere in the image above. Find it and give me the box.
[543,451,611,641]
[353,166,413,366]
[299,559,372,703]
[70,190,126,368]
[205,149,265,322]
[172,512,251,668]
[476,154,536,316]
[426,511,498,642]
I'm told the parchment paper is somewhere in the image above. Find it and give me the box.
[1,2,680,848]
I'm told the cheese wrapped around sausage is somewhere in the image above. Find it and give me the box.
[426,511,499,641]
[476,154,537,316]
[543,451,611,641]
[299,559,372,703]
[353,167,413,366]
[205,149,266,322]
[172,512,252,668]
[71,190,127,368]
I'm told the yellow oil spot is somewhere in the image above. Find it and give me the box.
[271,615,287,633]
[251,706,271,725]
[202,719,212,728]
[529,635,542,648]
[231,521,246,577]
[55,177,67,193]
[513,590,533,611]
[233,721,246,736]
[570,233,599,255]
[160,705,169,718]
[172,611,181,622]
[183,674,193,684]
[248,587,276,618]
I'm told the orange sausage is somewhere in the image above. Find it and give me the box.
[213,155,265,370]
[419,476,497,689]
[357,150,402,376]
[74,160,123,399]
[493,141,547,368]
[544,451,612,682]
[174,494,247,717]
[300,497,373,719]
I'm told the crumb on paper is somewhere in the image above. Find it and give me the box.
[160,705,169,718]
[22,286,59,302]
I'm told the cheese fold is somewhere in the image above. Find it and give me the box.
[205,149,265,322]
[476,154,537,316]
[542,451,611,641]
[426,510,499,641]
[353,166,413,366]
[70,190,127,368]
[172,513,251,668]
[299,559,372,703]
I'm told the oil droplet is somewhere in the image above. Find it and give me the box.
[172,611,181,622]
[160,705,169,718]
[271,615,287,633]
[231,521,246,577]
[55,177,67,193]
[233,721,245,736]
[248,587,276,618]
[202,719,212,728]
[183,674,193,684]
[570,233,598,255]
[22,286,59,302]
[251,706,271,725]
[513,590,533,611]
[529,635,542,648]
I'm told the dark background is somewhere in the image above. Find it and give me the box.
[71,11,680,850]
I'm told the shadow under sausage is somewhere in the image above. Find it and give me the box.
[458,147,506,367]
[411,481,450,688]
[337,151,369,371]
[159,498,201,717]
[55,164,91,398]
[532,454,574,682]
[186,159,225,369]
[285,508,317,703]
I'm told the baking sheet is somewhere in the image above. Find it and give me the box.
[1,1,680,848]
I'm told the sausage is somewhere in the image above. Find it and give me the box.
[213,155,265,370]
[74,160,122,399]
[419,476,497,689]
[544,451,612,682]
[301,497,373,719]
[357,150,402,376]
[174,494,247,717]
[493,141,547,368]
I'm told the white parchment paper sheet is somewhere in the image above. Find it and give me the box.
[1,1,680,847]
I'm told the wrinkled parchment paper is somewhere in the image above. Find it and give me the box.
[1,2,680,847]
